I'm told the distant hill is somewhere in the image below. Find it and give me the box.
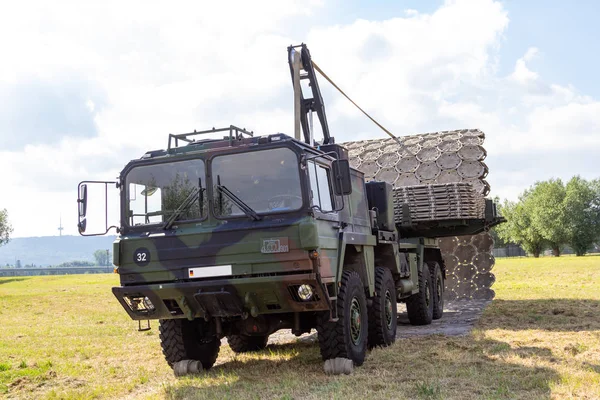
[0,235,117,267]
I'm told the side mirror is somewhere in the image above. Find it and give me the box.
[78,184,88,217]
[78,218,87,234]
[76,180,118,236]
[332,159,352,196]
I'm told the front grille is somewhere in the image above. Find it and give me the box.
[163,299,183,316]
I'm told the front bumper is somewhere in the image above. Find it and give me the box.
[112,273,329,320]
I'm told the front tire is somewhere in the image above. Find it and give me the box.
[428,262,444,320]
[316,270,368,366]
[227,334,269,353]
[406,266,433,326]
[368,267,397,348]
[159,319,220,370]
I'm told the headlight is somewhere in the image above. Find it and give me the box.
[297,284,313,301]
[142,297,155,311]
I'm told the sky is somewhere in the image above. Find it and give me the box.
[2,0,599,238]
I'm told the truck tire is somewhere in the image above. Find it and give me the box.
[316,270,368,366]
[428,261,444,320]
[368,267,397,348]
[406,266,433,326]
[226,334,269,353]
[159,318,220,370]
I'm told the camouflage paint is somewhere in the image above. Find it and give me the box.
[111,134,386,322]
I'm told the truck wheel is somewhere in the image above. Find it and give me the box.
[428,262,444,320]
[406,266,433,326]
[368,267,397,348]
[316,270,368,366]
[227,334,269,353]
[159,318,220,370]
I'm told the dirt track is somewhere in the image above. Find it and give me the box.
[265,299,492,346]
[395,299,491,338]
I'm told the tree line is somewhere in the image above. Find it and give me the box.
[495,177,600,257]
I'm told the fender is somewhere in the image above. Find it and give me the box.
[335,231,377,296]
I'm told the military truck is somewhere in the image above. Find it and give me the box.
[77,44,501,370]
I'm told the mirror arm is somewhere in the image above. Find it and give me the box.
[79,225,119,237]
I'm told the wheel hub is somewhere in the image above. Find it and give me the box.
[350,297,362,345]
[384,290,393,329]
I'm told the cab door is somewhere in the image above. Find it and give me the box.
[306,160,340,279]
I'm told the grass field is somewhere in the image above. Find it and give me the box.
[1,256,599,399]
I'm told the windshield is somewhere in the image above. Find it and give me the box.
[126,159,206,226]
[212,147,302,217]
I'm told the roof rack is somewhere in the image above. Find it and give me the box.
[167,125,254,150]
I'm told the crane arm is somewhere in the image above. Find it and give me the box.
[288,44,332,145]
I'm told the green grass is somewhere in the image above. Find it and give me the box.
[1,256,599,399]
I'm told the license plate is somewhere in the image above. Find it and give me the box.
[188,265,232,279]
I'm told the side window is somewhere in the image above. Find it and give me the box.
[308,161,334,212]
[308,161,319,207]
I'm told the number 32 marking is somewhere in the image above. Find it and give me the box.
[133,247,151,266]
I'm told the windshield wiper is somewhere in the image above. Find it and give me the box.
[163,187,201,230]
[217,185,262,221]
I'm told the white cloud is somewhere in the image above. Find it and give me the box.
[1,0,598,237]
[510,47,540,84]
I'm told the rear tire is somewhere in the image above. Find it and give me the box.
[316,270,368,366]
[368,267,397,348]
[406,266,433,326]
[159,319,220,370]
[428,262,444,320]
[227,334,269,353]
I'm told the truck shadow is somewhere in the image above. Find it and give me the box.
[396,298,600,334]
[165,335,559,399]
[477,298,600,332]
[164,298,594,398]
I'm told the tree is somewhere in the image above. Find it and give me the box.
[55,261,95,268]
[0,208,13,247]
[496,197,546,257]
[564,176,600,256]
[489,196,508,247]
[93,249,111,266]
[528,179,568,256]
[489,227,507,248]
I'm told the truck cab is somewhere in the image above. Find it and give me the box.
[111,128,353,321]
